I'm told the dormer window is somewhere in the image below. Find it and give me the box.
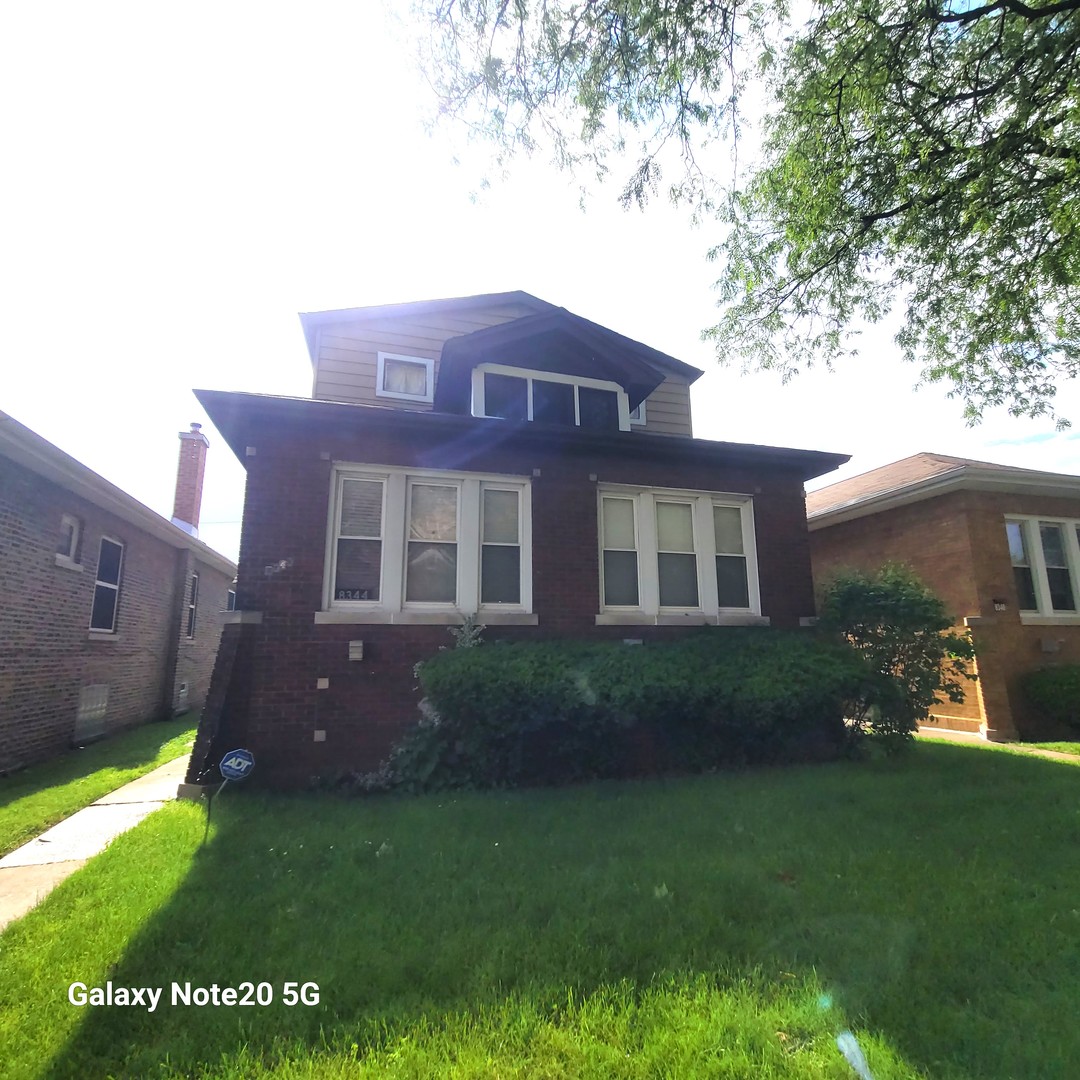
[376,352,434,403]
[472,364,630,432]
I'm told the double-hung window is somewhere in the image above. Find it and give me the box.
[327,466,531,618]
[90,538,124,632]
[599,486,759,621]
[1006,516,1080,617]
[335,478,384,601]
[186,573,199,637]
[406,482,459,603]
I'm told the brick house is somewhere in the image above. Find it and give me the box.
[0,411,237,771]
[807,452,1080,741]
[186,291,849,787]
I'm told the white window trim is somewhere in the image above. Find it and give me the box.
[323,463,533,620]
[1008,515,1080,622]
[471,362,632,431]
[597,484,760,621]
[376,352,435,404]
[629,401,647,426]
[55,513,83,571]
[89,536,124,634]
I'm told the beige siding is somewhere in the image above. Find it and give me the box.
[312,304,695,438]
[637,377,693,438]
[312,303,539,406]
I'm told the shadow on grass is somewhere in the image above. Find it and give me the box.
[0,716,196,809]
[36,742,1080,1079]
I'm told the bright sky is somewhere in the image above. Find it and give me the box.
[4,3,1079,564]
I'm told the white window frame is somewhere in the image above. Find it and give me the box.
[55,513,82,569]
[629,401,647,426]
[323,464,533,620]
[376,352,435,404]
[597,485,761,622]
[89,537,124,634]
[1006,515,1080,622]
[471,363,632,431]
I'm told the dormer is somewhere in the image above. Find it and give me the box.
[299,291,702,437]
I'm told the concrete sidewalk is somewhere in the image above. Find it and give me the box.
[918,727,1080,763]
[0,755,189,932]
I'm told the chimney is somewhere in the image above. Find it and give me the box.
[172,422,209,537]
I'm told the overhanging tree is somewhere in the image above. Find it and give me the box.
[416,0,1080,424]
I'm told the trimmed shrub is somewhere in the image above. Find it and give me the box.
[1021,666,1080,731]
[817,563,977,745]
[384,629,884,791]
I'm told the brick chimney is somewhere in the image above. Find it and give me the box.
[172,422,210,537]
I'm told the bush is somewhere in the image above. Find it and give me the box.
[1021,666,1080,730]
[383,629,884,791]
[817,563,976,745]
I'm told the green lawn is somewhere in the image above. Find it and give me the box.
[0,719,197,857]
[2,742,1079,1078]
[1024,741,1080,756]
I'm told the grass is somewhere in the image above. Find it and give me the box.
[2,741,1080,1078]
[1024,741,1080,755]
[0,718,197,857]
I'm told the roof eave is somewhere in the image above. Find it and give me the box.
[0,412,237,576]
[808,465,1080,529]
[195,389,848,483]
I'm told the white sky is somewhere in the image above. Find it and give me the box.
[4,2,1080,564]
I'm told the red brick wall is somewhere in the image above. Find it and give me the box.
[809,489,1080,739]
[170,550,234,718]
[0,455,231,771]
[193,422,823,785]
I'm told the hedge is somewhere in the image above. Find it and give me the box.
[384,629,883,790]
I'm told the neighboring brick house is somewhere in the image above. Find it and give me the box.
[186,291,849,787]
[807,453,1080,741]
[0,412,237,771]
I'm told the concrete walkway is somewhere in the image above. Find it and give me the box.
[0,755,189,932]
[918,727,1080,763]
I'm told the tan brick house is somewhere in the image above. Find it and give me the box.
[0,412,237,770]
[807,453,1080,741]
[187,291,849,786]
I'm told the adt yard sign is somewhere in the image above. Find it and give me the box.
[219,749,255,781]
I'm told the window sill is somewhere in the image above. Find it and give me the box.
[223,611,263,625]
[54,554,83,572]
[595,613,770,627]
[315,610,538,626]
[1019,614,1080,626]
[87,631,120,642]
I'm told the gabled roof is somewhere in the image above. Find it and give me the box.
[0,410,236,576]
[807,452,1080,528]
[298,291,558,363]
[433,307,702,413]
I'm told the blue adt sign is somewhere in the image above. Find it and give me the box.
[219,749,255,781]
